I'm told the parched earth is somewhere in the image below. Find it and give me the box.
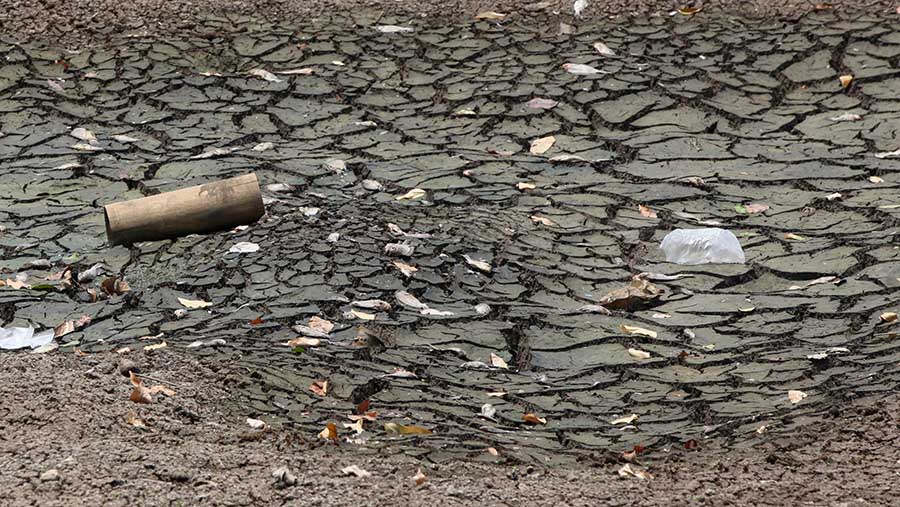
[1,4,900,486]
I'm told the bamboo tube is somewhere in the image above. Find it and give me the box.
[104,173,265,246]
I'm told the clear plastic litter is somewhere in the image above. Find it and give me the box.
[660,228,745,265]
[0,327,55,350]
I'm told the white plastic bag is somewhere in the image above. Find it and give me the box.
[660,228,745,265]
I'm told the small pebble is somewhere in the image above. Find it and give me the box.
[40,469,59,482]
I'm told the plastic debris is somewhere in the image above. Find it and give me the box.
[659,228,745,265]
[0,327,55,350]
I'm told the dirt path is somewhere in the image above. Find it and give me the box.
[1,349,897,506]
[0,0,898,44]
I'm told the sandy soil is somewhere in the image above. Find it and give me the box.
[0,0,898,44]
[1,348,898,507]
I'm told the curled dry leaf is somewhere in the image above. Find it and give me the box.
[486,447,499,456]
[598,274,662,311]
[880,312,898,323]
[593,42,616,56]
[178,297,212,309]
[784,233,806,241]
[310,379,329,397]
[318,422,339,443]
[247,418,268,430]
[529,135,555,155]
[869,176,885,184]
[463,255,492,273]
[384,422,432,435]
[308,316,335,334]
[342,465,372,478]
[525,97,558,109]
[396,290,428,310]
[490,353,509,369]
[393,261,418,277]
[286,337,321,347]
[248,68,282,82]
[348,309,376,321]
[412,468,428,486]
[143,341,167,352]
[396,188,426,201]
[627,348,651,360]
[676,6,702,15]
[618,463,653,480]
[129,371,152,404]
[620,324,658,339]
[839,74,853,88]
[517,182,536,190]
[638,205,657,218]
[125,411,146,428]
[522,413,547,425]
[530,215,557,226]
[788,390,808,404]
[611,414,638,425]
[475,11,506,20]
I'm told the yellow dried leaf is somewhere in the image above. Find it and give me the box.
[881,312,898,323]
[529,136,555,155]
[490,353,509,369]
[384,422,433,435]
[393,261,418,277]
[177,297,212,309]
[318,422,338,442]
[286,337,321,347]
[638,205,657,218]
[619,324,657,338]
[677,6,702,15]
[522,413,546,425]
[784,233,806,241]
[349,309,376,321]
[839,74,853,88]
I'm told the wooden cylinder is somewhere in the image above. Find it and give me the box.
[104,173,265,246]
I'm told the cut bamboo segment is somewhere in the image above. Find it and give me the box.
[104,173,264,246]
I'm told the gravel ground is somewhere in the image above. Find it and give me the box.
[0,0,898,44]
[1,349,898,506]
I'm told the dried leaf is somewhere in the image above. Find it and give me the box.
[627,348,651,360]
[475,11,506,20]
[677,6,702,15]
[784,233,806,241]
[788,390,807,404]
[619,463,653,480]
[342,465,372,478]
[229,241,260,253]
[517,182,536,190]
[562,63,605,75]
[343,419,365,434]
[463,255,492,273]
[530,215,557,226]
[393,261,418,277]
[384,367,418,379]
[349,309,376,321]
[129,372,152,404]
[529,136,555,155]
[310,379,328,397]
[829,112,862,122]
[248,68,282,82]
[638,205,657,218]
[869,176,885,184]
[125,411,146,428]
[148,385,175,397]
[412,468,427,486]
[525,97,558,109]
[275,68,314,75]
[620,324,658,339]
[308,316,335,333]
[480,403,497,419]
[396,290,429,310]
[396,188,426,200]
[522,413,547,425]
[71,127,98,145]
[143,341,167,352]
[486,447,499,456]
[880,312,898,323]
[611,414,638,425]
[598,274,662,310]
[178,297,213,309]
[352,299,392,312]
[374,25,414,33]
[249,316,265,326]
[286,337,321,347]
[319,422,339,443]
[247,418,268,429]
[384,422,432,435]
[593,42,616,56]
[839,74,853,88]
[735,203,769,214]
[490,353,509,369]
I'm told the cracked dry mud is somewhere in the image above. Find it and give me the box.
[1,9,900,471]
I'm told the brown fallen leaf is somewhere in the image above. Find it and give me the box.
[319,422,339,443]
[310,379,328,397]
[598,274,662,311]
[486,447,499,456]
[880,312,898,323]
[677,6,701,15]
[309,316,334,334]
[839,74,853,88]
[249,316,265,325]
[125,411,146,428]
[349,309,376,321]
[101,277,131,296]
[638,205,657,219]
[393,261,418,277]
[148,385,176,397]
[412,468,427,486]
[384,423,433,435]
[129,372,152,404]
[529,136,555,155]
[522,413,546,425]
[54,321,75,338]
[490,353,509,369]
